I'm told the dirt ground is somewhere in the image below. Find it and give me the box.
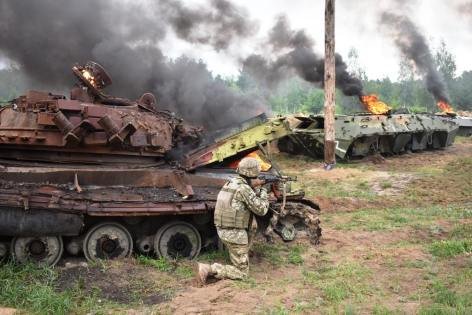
[155,138,472,314]
[0,308,16,315]
[2,138,471,314]
[55,259,177,305]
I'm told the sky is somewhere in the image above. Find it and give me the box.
[1,0,471,82]
[159,0,472,81]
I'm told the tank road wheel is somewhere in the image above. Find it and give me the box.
[83,222,133,262]
[154,221,201,260]
[11,236,63,266]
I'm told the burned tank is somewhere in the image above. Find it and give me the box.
[0,62,321,266]
[277,112,459,159]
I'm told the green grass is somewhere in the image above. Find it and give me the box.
[450,224,472,239]
[0,263,108,315]
[137,255,196,279]
[232,276,258,289]
[432,281,462,307]
[252,243,307,266]
[418,280,472,314]
[303,262,372,303]
[287,245,305,265]
[137,255,173,272]
[262,299,324,315]
[274,152,472,313]
[252,243,285,266]
[415,166,444,176]
[429,240,472,258]
[357,181,369,189]
[197,249,230,263]
[175,264,194,279]
[280,153,472,206]
[380,181,393,189]
[427,220,472,258]
[299,178,378,200]
[332,205,472,232]
[264,305,290,315]
[454,136,472,144]
[405,259,430,269]
[447,262,472,286]
[272,154,379,200]
[405,158,472,204]
[372,305,398,315]
[323,283,349,302]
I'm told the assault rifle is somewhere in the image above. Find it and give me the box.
[255,173,298,242]
[257,173,296,184]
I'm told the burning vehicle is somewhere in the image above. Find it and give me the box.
[0,62,321,266]
[277,95,459,160]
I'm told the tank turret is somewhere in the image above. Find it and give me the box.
[0,62,201,165]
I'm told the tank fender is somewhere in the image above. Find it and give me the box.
[0,208,83,236]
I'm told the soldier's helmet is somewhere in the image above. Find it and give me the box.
[237,157,261,178]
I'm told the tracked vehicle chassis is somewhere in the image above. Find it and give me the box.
[0,166,320,265]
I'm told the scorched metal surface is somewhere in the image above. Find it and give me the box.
[0,61,321,266]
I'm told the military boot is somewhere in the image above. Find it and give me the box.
[195,263,211,285]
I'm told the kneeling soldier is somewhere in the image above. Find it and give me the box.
[196,157,269,284]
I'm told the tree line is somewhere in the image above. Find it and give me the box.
[226,40,471,114]
[1,41,470,114]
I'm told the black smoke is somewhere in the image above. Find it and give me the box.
[157,0,257,51]
[242,16,365,97]
[0,0,262,130]
[380,12,450,103]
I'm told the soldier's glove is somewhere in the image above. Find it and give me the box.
[250,178,265,188]
[262,183,272,192]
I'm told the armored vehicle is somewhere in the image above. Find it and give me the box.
[454,116,472,137]
[277,112,459,159]
[437,113,472,137]
[0,62,321,266]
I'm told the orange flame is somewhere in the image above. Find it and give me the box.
[81,69,97,88]
[437,101,454,114]
[359,95,391,115]
[228,151,272,171]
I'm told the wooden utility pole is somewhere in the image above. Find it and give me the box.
[324,0,336,170]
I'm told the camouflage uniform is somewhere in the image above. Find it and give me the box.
[211,175,269,280]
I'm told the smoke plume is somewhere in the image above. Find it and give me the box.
[157,0,257,51]
[0,0,261,130]
[380,12,450,103]
[457,1,472,27]
[458,1,472,14]
[242,16,365,97]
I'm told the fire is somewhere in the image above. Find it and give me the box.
[437,100,454,114]
[228,151,272,171]
[81,69,97,88]
[359,95,391,115]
